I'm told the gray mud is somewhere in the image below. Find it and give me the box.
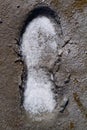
[0,0,87,130]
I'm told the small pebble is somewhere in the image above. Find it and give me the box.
[61,97,69,107]
[17,5,20,8]
[59,97,69,112]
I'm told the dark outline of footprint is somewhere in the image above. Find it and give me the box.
[19,5,62,109]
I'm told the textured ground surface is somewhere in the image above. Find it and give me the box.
[0,0,87,130]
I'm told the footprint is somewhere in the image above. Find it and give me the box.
[20,6,63,117]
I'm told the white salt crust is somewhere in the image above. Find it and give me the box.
[21,16,58,114]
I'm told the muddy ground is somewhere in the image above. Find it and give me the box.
[0,0,87,130]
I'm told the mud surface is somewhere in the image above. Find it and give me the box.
[0,0,87,130]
